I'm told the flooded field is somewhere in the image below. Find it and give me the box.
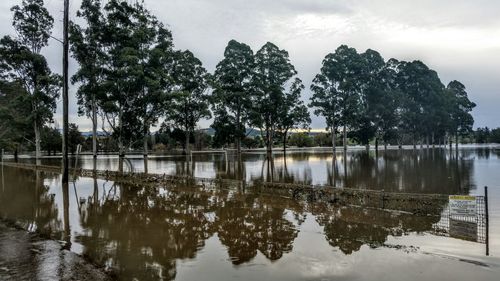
[1,147,500,280]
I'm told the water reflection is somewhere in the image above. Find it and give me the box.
[21,148,484,194]
[0,163,471,281]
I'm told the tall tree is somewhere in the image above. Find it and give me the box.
[166,50,210,155]
[394,60,446,147]
[250,42,297,157]
[0,38,60,160]
[310,66,341,154]
[0,80,32,158]
[99,0,147,157]
[277,78,311,153]
[135,19,174,158]
[70,0,107,158]
[0,0,59,161]
[354,49,391,150]
[311,45,363,151]
[446,80,476,147]
[211,40,255,153]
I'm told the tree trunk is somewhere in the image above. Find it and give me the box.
[266,128,273,158]
[185,130,191,156]
[92,95,97,158]
[331,125,336,158]
[34,120,41,164]
[14,146,18,162]
[343,125,347,151]
[236,108,241,155]
[283,131,287,154]
[118,106,124,158]
[143,124,149,157]
[455,133,459,149]
[375,137,379,153]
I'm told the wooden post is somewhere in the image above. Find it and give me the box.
[62,0,70,183]
[485,186,489,256]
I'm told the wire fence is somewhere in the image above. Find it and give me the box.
[432,196,487,243]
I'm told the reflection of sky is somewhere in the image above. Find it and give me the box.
[2,156,500,280]
[176,215,500,281]
[45,176,118,255]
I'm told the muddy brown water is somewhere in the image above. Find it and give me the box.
[1,147,500,280]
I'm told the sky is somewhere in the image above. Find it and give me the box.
[1,0,499,131]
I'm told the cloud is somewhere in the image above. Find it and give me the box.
[1,0,499,130]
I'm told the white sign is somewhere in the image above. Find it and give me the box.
[449,195,477,217]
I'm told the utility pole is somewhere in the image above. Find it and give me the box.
[62,0,70,183]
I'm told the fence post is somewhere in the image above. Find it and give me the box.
[485,186,489,256]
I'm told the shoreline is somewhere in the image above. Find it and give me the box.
[0,219,110,281]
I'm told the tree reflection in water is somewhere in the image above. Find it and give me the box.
[0,150,480,281]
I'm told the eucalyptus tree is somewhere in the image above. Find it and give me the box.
[446,80,475,147]
[166,50,210,155]
[250,42,297,157]
[310,67,340,154]
[0,80,32,158]
[355,49,397,150]
[70,0,107,158]
[99,0,159,157]
[131,3,175,158]
[277,78,311,153]
[0,0,60,160]
[311,45,363,152]
[394,60,445,147]
[211,40,255,153]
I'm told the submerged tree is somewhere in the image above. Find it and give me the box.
[446,80,476,147]
[250,42,297,157]
[310,45,363,152]
[277,78,311,152]
[166,50,210,155]
[0,0,60,160]
[0,80,32,158]
[310,67,340,154]
[70,0,107,158]
[211,40,255,153]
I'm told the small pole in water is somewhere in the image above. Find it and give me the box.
[485,186,489,256]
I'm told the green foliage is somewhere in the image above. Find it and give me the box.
[1,0,59,158]
[288,133,314,148]
[11,0,54,54]
[165,50,210,142]
[41,126,61,156]
[250,42,297,152]
[490,128,500,143]
[0,80,32,151]
[447,81,476,137]
[68,123,84,154]
[211,40,255,149]
[474,127,500,144]
[277,78,311,135]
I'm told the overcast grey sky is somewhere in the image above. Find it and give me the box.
[1,0,499,131]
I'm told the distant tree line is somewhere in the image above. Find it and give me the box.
[0,0,481,160]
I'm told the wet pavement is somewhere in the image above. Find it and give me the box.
[0,221,109,281]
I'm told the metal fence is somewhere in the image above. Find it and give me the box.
[432,195,488,244]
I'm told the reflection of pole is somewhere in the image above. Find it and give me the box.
[62,180,71,249]
[485,186,489,256]
[343,151,347,187]
[1,150,4,192]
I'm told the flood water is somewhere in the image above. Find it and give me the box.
[1,147,500,280]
